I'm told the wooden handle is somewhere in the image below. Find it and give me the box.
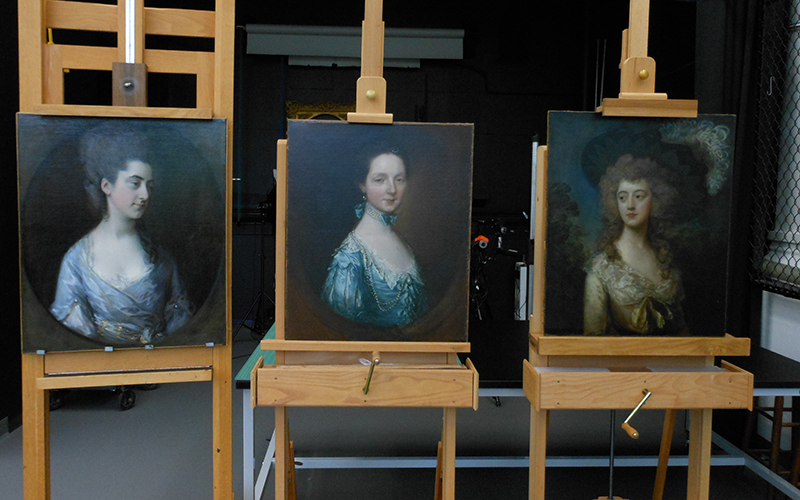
[622,422,639,439]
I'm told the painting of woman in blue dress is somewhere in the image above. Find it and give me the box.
[49,123,193,345]
[284,120,473,342]
[321,146,427,327]
[18,115,227,352]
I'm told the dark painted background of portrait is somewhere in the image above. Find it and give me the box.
[18,114,227,352]
[285,120,474,341]
[544,111,736,337]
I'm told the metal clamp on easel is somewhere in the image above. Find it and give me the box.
[112,0,147,107]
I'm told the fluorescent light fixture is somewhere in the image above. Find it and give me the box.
[245,25,464,68]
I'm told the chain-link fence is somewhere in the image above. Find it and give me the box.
[751,0,800,298]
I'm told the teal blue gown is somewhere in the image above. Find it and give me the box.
[322,232,426,327]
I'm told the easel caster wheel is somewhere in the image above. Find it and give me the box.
[118,389,136,411]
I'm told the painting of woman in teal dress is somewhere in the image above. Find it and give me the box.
[321,146,427,327]
[285,120,473,342]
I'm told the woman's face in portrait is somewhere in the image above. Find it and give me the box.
[360,153,407,214]
[616,178,652,229]
[101,160,154,220]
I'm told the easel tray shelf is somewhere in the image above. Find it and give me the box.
[523,360,753,412]
[255,360,478,408]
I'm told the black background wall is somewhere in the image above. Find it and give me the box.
[1,1,757,431]
[1,2,21,429]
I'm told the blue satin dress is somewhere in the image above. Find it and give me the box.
[50,235,193,345]
[322,232,426,327]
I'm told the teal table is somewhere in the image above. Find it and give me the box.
[235,324,275,500]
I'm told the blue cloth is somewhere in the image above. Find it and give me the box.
[50,235,193,345]
[321,232,426,328]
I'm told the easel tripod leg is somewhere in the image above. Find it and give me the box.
[653,409,677,500]
[22,353,50,500]
[288,441,298,500]
[434,441,444,500]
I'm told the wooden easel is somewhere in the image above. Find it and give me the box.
[250,1,478,499]
[523,2,752,500]
[18,2,235,498]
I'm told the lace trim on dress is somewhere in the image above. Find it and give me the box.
[587,253,682,306]
[345,232,421,289]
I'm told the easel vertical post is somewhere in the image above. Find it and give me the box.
[601,0,697,115]
[43,44,64,105]
[212,346,233,500]
[213,1,236,498]
[687,408,713,500]
[618,0,657,96]
[275,406,292,500]
[529,408,548,500]
[531,145,548,334]
[18,8,49,491]
[625,0,650,58]
[274,138,290,498]
[275,139,288,343]
[22,354,50,499]
[347,0,393,124]
[529,145,548,500]
[361,0,384,79]
[18,0,45,110]
[441,407,457,500]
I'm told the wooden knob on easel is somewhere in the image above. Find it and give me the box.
[366,89,377,100]
[621,389,651,439]
[621,422,639,439]
[638,69,650,80]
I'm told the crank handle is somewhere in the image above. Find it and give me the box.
[622,389,652,439]
[362,351,381,395]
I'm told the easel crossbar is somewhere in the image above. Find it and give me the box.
[31,104,213,119]
[46,1,216,39]
[530,334,750,357]
[36,367,212,390]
